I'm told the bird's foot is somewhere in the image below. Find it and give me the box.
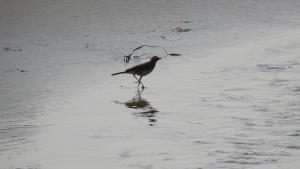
[136,85,145,89]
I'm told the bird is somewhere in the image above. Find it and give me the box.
[112,56,161,88]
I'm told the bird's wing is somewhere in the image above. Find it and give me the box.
[125,61,149,73]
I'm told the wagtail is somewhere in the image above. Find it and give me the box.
[112,56,161,88]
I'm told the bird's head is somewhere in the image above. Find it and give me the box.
[150,56,161,62]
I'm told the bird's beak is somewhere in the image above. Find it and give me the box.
[158,57,161,60]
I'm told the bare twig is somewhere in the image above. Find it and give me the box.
[123,45,182,63]
[124,45,169,63]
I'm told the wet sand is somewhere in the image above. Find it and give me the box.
[1,0,300,169]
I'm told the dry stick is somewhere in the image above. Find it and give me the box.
[124,45,169,63]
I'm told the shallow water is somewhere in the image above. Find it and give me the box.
[1,0,300,169]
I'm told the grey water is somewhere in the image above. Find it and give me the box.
[1,0,300,169]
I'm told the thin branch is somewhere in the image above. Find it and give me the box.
[124,45,169,63]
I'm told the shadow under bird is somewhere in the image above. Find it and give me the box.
[111,56,161,88]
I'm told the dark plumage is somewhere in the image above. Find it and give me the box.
[112,56,161,88]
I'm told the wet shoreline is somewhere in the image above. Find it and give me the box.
[1,0,300,169]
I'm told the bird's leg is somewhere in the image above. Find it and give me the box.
[138,76,145,89]
[136,87,144,99]
[133,74,139,83]
[133,75,145,88]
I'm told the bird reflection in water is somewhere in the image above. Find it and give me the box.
[115,88,158,126]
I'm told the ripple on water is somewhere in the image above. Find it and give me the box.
[219,149,291,168]
[290,86,300,93]
[256,64,291,72]
[289,130,300,137]
[269,78,289,86]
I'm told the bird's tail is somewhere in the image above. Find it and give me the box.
[111,71,126,76]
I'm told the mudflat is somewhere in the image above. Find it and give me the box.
[1,0,300,169]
